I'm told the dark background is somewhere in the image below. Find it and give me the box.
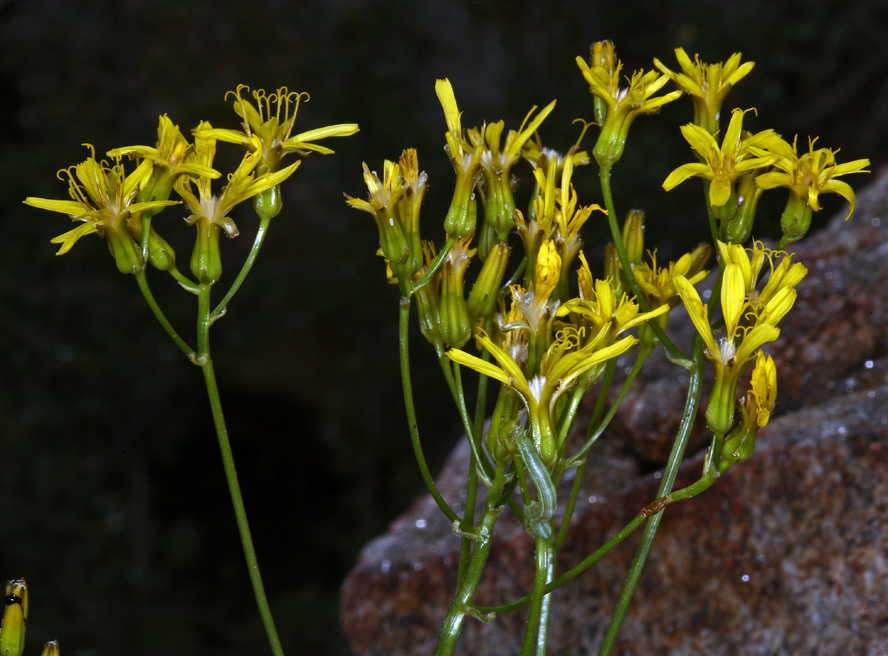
[1,0,884,653]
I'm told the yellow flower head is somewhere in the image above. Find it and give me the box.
[746,350,777,428]
[109,115,221,201]
[576,50,682,166]
[632,244,711,309]
[654,48,755,134]
[436,78,484,237]
[535,239,562,304]
[755,135,870,219]
[675,240,806,433]
[346,150,428,276]
[521,125,591,175]
[24,146,177,272]
[176,122,300,239]
[196,85,359,174]
[556,272,669,349]
[447,327,636,464]
[464,94,556,240]
[663,108,778,209]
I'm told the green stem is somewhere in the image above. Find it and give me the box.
[211,216,271,321]
[599,165,684,361]
[169,266,200,293]
[441,357,494,485]
[436,466,507,656]
[134,270,196,359]
[521,537,553,656]
[444,360,483,580]
[196,283,284,656]
[476,512,647,615]
[399,298,460,524]
[597,335,704,656]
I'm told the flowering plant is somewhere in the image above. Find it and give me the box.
[347,42,868,655]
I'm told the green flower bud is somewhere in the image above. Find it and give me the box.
[621,209,645,265]
[253,185,282,221]
[719,422,757,473]
[444,170,480,238]
[105,225,144,274]
[706,367,739,436]
[483,173,517,241]
[191,221,223,285]
[778,189,814,248]
[468,241,510,323]
[724,170,764,244]
[437,236,474,349]
[127,215,176,271]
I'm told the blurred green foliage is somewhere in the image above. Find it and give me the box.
[0,0,884,653]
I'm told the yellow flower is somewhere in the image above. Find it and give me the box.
[654,48,755,134]
[631,245,711,309]
[516,158,605,299]
[175,123,300,283]
[447,328,636,465]
[747,349,777,428]
[436,78,484,238]
[24,147,177,273]
[345,149,428,277]
[556,267,669,350]
[465,92,556,240]
[674,241,806,433]
[109,114,221,203]
[719,349,776,472]
[754,135,870,246]
[756,136,870,216]
[576,49,681,166]
[662,108,777,210]
[196,85,359,174]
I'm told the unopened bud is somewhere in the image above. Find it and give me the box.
[191,221,223,285]
[724,171,764,244]
[621,209,645,265]
[468,241,510,323]
[778,189,813,248]
[444,170,480,238]
[253,185,283,221]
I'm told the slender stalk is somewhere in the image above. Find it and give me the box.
[450,358,482,580]
[476,512,647,615]
[195,283,284,656]
[211,216,271,320]
[535,544,555,656]
[597,336,704,656]
[443,358,494,485]
[521,537,553,656]
[598,166,684,361]
[134,271,196,359]
[436,466,507,656]
[399,298,460,523]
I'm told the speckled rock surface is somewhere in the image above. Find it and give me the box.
[341,170,888,655]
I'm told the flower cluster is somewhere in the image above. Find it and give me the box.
[26,88,359,284]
